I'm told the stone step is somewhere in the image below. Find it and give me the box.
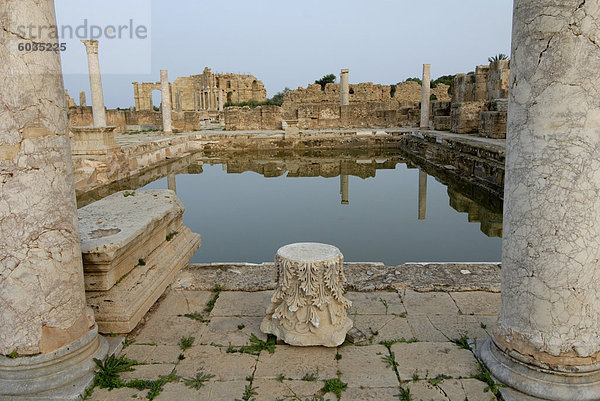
[86,225,201,333]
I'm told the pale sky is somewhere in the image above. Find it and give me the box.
[58,0,513,108]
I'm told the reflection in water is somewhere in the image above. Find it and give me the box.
[340,175,349,205]
[167,173,177,193]
[78,148,503,263]
[418,169,427,220]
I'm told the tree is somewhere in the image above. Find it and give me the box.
[270,87,292,106]
[315,74,336,91]
[488,53,509,63]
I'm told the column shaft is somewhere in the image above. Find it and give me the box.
[82,40,107,127]
[160,70,172,134]
[420,64,431,129]
[340,69,349,106]
[480,1,600,399]
[418,169,427,220]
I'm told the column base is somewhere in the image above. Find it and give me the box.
[475,338,600,401]
[0,325,108,400]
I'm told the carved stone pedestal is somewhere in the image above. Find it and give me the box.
[261,243,352,347]
[70,126,119,155]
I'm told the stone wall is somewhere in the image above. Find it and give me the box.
[225,105,282,130]
[67,107,209,133]
[449,60,510,137]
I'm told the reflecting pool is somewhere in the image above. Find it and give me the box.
[133,149,503,264]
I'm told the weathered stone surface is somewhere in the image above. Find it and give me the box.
[254,345,338,380]
[337,345,398,387]
[176,345,257,381]
[421,64,431,129]
[252,379,324,401]
[211,291,273,317]
[392,342,479,381]
[122,344,181,364]
[160,70,173,135]
[86,225,201,333]
[402,290,459,316]
[70,126,119,156]
[346,292,405,315]
[0,0,100,358]
[200,316,267,346]
[449,291,501,315]
[78,190,185,291]
[261,243,353,347]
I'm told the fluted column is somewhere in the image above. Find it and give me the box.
[479,1,600,400]
[1,0,107,398]
[160,70,172,135]
[420,64,431,129]
[82,40,107,127]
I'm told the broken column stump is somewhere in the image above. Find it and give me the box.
[79,190,201,333]
[261,243,352,347]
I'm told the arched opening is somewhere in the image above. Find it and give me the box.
[151,89,162,111]
[251,80,259,100]
[227,92,233,104]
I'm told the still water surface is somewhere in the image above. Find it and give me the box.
[138,150,502,265]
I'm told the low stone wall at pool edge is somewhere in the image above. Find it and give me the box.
[73,129,505,202]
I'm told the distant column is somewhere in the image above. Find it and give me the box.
[418,169,427,220]
[218,90,224,111]
[340,69,349,106]
[420,64,431,129]
[479,1,600,400]
[82,40,107,127]
[79,91,87,107]
[160,70,173,135]
[340,175,349,205]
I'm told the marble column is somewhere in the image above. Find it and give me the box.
[418,169,427,220]
[340,69,349,106]
[478,1,600,400]
[340,175,349,205]
[0,0,107,398]
[82,40,107,127]
[218,90,224,111]
[160,70,173,135]
[420,64,431,129]
[79,91,87,107]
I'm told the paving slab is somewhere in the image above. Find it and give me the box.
[134,315,205,345]
[205,380,250,400]
[211,290,273,317]
[176,345,257,381]
[89,387,148,401]
[346,292,406,315]
[391,342,479,381]
[406,316,449,342]
[337,345,398,388]
[449,292,501,316]
[122,344,181,364]
[254,345,338,380]
[342,386,400,400]
[252,379,326,400]
[120,363,175,381]
[153,290,214,317]
[154,382,209,401]
[402,290,460,316]
[428,315,495,340]
[199,316,267,346]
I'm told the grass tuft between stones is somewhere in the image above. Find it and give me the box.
[321,378,347,400]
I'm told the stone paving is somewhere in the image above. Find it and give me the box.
[88,263,501,401]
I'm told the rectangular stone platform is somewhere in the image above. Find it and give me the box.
[78,189,201,333]
[78,190,186,291]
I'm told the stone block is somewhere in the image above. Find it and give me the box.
[79,190,186,291]
[479,111,507,139]
[86,223,201,333]
[450,101,485,134]
[434,116,451,131]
